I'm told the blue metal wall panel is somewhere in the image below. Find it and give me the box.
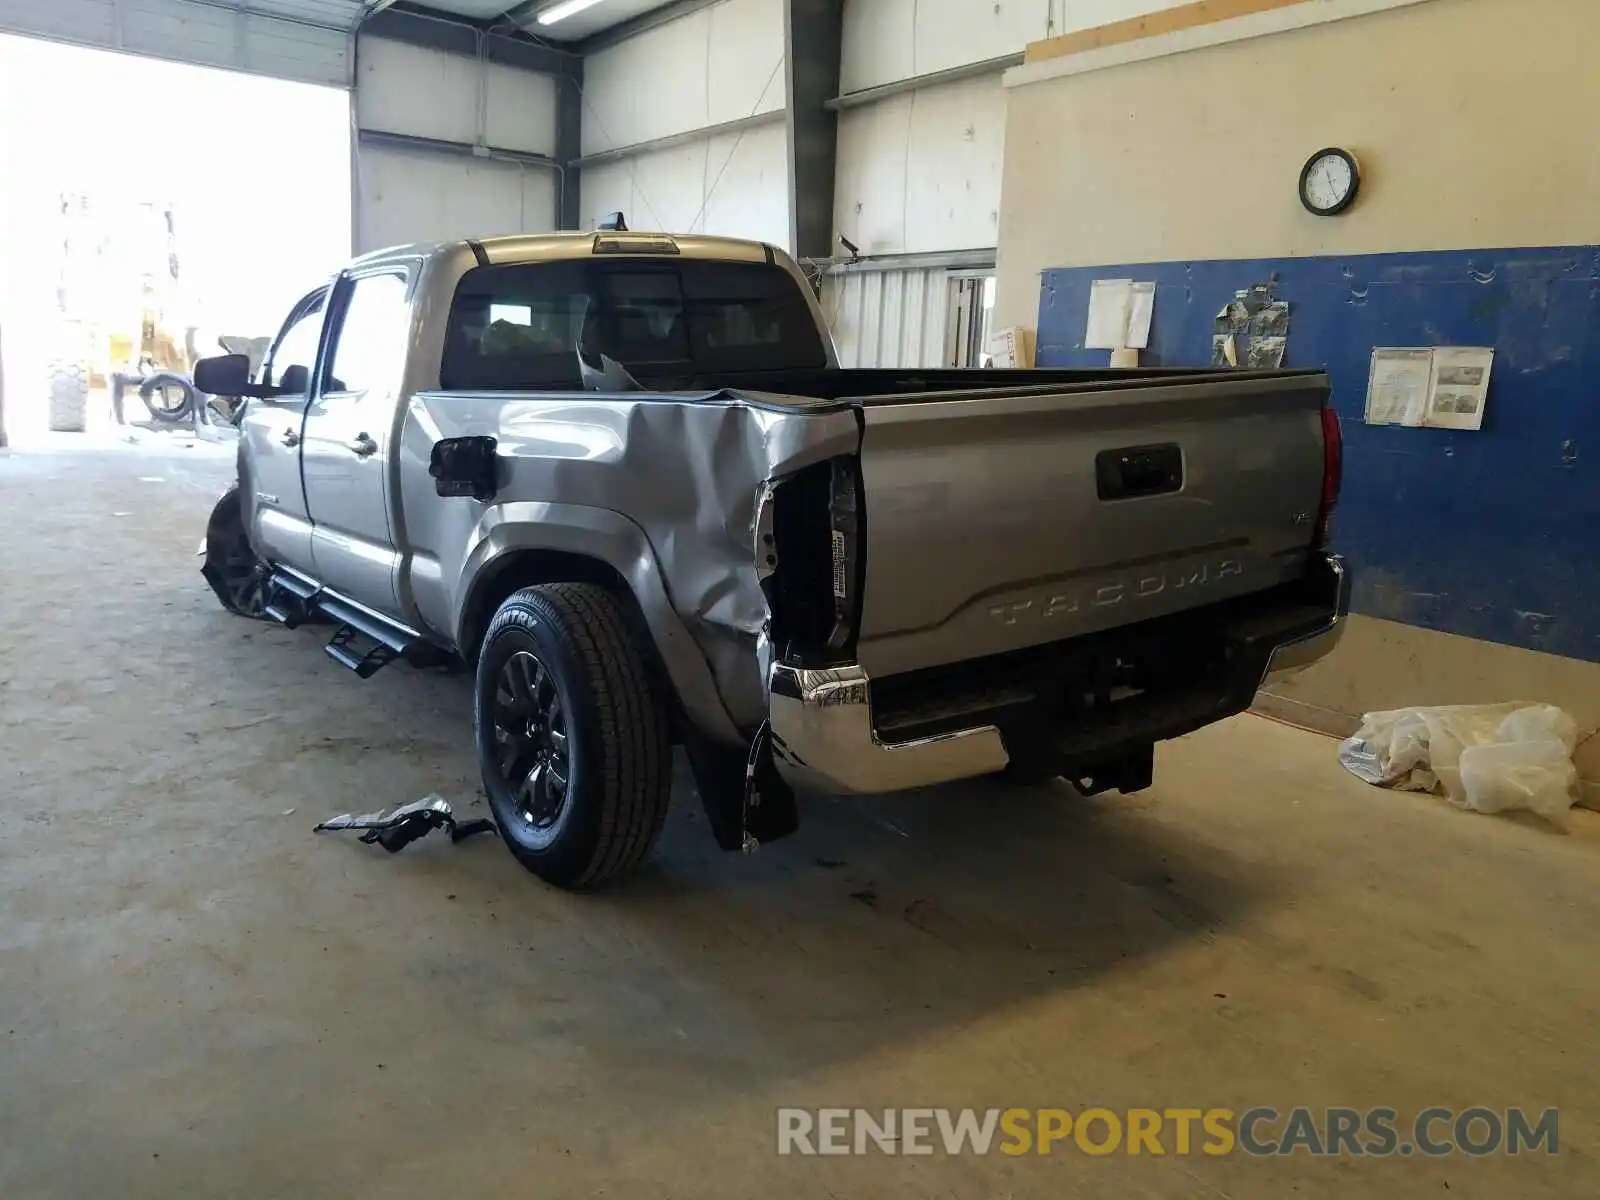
[1036,247,1600,663]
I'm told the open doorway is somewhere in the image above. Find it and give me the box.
[946,273,997,368]
[0,35,351,445]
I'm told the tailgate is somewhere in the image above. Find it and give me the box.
[851,373,1330,678]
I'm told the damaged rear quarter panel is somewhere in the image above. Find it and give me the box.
[396,389,861,738]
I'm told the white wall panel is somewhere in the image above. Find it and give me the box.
[841,0,1048,92]
[833,93,910,255]
[839,0,913,94]
[357,36,479,145]
[356,37,557,157]
[580,120,788,245]
[822,267,950,368]
[482,60,558,156]
[707,0,786,120]
[699,122,789,244]
[841,0,1198,92]
[0,0,351,86]
[901,74,1006,251]
[356,146,556,252]
[581,0,783,154]
[834,73,1004,255]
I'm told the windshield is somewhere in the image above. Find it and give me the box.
[440,258,828,391]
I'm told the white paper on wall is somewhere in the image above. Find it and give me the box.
[1126,282,1156,350]
[1365,347,1495,429]
[1085,279,1133,349]
[1425,346,1495,430]
[1366,348,1434,426]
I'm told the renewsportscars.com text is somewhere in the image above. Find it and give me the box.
[776,1106,1558,1158]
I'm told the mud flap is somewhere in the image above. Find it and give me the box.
[685,721,799,852]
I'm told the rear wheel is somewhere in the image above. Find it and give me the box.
[474,584,671,889]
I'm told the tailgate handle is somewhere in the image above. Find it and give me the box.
[1097,444,1183,500]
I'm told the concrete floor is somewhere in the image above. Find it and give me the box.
[2,435,1597,1199]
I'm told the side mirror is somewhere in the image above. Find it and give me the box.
[194,353,280,399]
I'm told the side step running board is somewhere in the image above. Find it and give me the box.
[263,571,319,628]
[263,570,437,679]
[318,593,418,679]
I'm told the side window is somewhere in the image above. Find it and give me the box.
[265,294,327,395]
[325,272,410,395]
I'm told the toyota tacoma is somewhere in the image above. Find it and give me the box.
[196,229,1348,888]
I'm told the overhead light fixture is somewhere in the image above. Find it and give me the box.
[536,0,606,25]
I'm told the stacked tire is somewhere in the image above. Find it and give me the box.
[46,358,88,433]
[46,320,92,433]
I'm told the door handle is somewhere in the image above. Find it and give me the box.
[281,428,301,448]
[352,433,379,458]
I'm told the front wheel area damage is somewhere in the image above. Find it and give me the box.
[201,485,269,618]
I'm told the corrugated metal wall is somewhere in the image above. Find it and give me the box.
[821,267,950,369]
[0,0,354,86]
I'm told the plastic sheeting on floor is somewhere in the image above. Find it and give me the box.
[1339,704,1581,821]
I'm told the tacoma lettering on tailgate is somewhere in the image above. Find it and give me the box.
[987,559,1244,627]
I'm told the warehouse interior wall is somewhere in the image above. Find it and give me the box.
[579,0,789,244]
[994,0,1600,774]
[832,73,1006,258]
[353,34,560,251]
[830,0,1196,257]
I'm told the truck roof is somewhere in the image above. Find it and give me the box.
[350,231,780,270]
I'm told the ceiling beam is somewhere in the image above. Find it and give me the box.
[571,109,783,168]
[364,3,580,76]
[826,53,1023,110]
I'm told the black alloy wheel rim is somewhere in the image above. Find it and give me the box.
[492,649,571,837]
[210,519,266,615]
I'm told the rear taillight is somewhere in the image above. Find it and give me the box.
[825,458,861,654]
[1314,405,1343,548]
[765,456,863,666]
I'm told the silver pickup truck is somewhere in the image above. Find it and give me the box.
[196,230,1347,889]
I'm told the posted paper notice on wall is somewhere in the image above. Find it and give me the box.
[1365,348,1434,426]
[1365,346,1495,429]
[1425,347,1495,430]
[1086,279,1156,350]
[1085,280,1133,350]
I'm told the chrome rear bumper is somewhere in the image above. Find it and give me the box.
[1260,555,1351,684]
[767,664,1010,795]
[767,555,1350,797]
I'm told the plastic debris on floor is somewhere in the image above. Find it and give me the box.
[1339,703,1581,821]
[315,795,497,853]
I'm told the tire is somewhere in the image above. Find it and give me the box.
[200,486,267,617]
[46,358,89,433]
[474,583,672,889]
[139,372,197,423]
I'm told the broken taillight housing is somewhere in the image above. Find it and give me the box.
[767,455,864,666]
[1314,404,1343,549]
